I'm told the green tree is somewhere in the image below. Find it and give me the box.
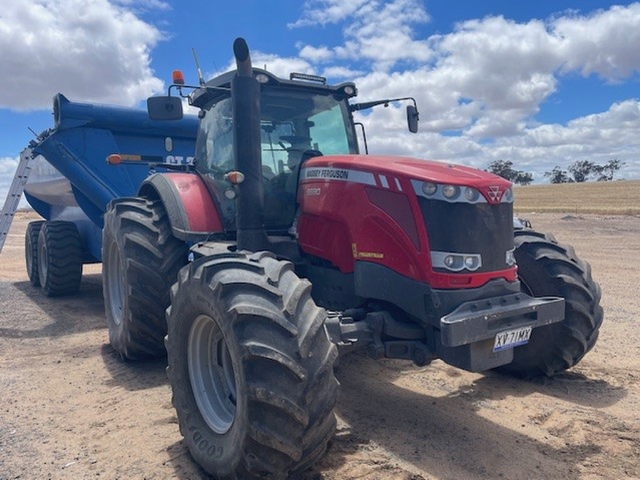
[594,158,625,181]
[568,160,597,182]
[513,171,534,186]
[485,159,534,185]
[544,166,572,184]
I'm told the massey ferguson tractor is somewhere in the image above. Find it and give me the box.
[99,38,602,478]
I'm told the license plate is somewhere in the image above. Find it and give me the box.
[493,326,532,351]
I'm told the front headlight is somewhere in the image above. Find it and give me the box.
[441,185,460,199]
[432,251,482,272]
[422,182,437,196]
[464,187,480,202]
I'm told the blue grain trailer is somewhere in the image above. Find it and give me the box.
[17,94,198,296]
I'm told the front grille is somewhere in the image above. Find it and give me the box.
[418,198,513,273]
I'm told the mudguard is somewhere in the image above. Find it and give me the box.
[139,173,223,241]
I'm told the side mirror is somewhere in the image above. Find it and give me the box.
[147,96,183,121]
[406,105,419,133]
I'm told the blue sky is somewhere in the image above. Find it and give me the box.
[2,0,640,207]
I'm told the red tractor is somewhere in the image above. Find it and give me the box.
[102,38,602,478]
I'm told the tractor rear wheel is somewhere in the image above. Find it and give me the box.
[497,230,603,377]
[37,221,83,297]
[25,220,44,286]
[165,251,339,479]
[102,197,188,360]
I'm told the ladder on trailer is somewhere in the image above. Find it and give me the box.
[0,148,35,254]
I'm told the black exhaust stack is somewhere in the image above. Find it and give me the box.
[232,38,268,252]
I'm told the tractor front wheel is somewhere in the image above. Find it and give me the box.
[102,197,188,360]
[166,251,339,479]
[498,230,604,377]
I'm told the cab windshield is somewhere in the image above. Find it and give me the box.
[196,88,357,177]
[195,87,357,230]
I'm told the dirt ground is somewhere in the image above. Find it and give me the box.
[1,211,639,480]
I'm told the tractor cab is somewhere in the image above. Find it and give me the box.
[189,69,359,231]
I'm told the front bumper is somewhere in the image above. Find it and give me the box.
[352,261,566,372]
[437,293,564,371]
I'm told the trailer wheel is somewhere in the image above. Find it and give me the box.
[103,197,188,360]
[37,221,83,297]
[25,221,45,287]
[497,230,603,377]
[166,251,339,479]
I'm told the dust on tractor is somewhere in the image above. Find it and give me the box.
[99,38,603,478]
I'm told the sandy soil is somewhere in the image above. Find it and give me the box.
[1,211,639,479]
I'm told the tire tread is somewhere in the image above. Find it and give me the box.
[498,230,604,377]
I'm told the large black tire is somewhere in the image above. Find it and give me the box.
[25,220,44,287]
[498,230,604,377]
[37,221,83,297]
[102,197,188,360]
[166,251,339,479]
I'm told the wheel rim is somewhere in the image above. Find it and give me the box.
[188,315,237,434]
[106,242,125,326]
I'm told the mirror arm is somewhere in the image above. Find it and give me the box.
[350,96,418,112]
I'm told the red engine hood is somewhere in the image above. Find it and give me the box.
[305,154,512,190]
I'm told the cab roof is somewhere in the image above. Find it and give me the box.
[189,68,357,109]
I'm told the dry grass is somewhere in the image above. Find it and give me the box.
[513,179,640,215]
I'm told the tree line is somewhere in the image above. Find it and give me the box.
[485,159,625,185]
[543,159,624,183]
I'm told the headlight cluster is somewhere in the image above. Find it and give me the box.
[413,180,513,204]
[431,249,517,272]
[414,181,487,204]
[431,251,482,272]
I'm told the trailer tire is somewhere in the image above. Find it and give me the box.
[25,221,45,287]
[166,251,339,479]
[103,197,188,360]
[37,221,83,297]
[497,230,603,377]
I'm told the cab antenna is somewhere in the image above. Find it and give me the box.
[192,48,206,86]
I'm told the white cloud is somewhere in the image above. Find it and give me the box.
[0,0,164,110]
[252,53,316,79]
[320,66,365,80]
[430,16,561,113]
[553,4,640,79]
[298,45,334,63]
[288,0,370,28]
[293,0,433,70]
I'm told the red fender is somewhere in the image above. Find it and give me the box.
[139,172,223,241]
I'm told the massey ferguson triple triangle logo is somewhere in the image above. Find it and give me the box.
[487,185,503,202]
